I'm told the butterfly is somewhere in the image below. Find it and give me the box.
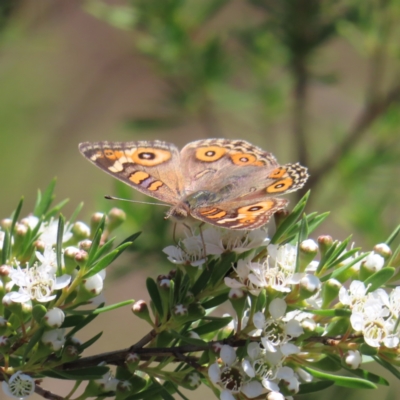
[78,139,308,230]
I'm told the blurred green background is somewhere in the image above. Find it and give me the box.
[0,0,399,399]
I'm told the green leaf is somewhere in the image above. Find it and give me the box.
[192,261,214,295]
[126,385,163,400]
[67,307,102,337]
[192,316,232,336]
[309,357,342,372]
[201,293,228,309]
[84,242,133,278]
[307,212,330,234]
[169,331,206,346]
[61,315,85,328]
[146,278,164,318]
[271,191,309,244]
[79,332,103,351]
[10,197,24,237]
[43,366,109,380]
[298,380,334,394]
[86,215,106,267]
[326,354,388,385]
[372,356,400,380]
[255,289,267,312]
[34,178,56,217]
[118,231,142,247]
[209,253,236,286]
[67,300,134,315]
[45,199,70,220]
[306,309,351,317]
[385,224,400,246]
[56,215,65,275]
[364,267,395,292]
[23,327,45,360]
[303,367,377,389]
[322,252,368,282]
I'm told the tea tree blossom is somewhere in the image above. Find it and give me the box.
[208,345,263,400]
[2,371,35,399]
[253,298,303,355]
[8,263,70,303]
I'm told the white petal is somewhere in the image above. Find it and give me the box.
[242,359,255,378]
[269,298,286,319]
[241,380,264,398]
[220,390,236,400]
[280,343,300,356]
[247,342,262,359]
[54,274,71,289]
[253,312,266,330]
[208,363,221,384]
[221,345,236,366]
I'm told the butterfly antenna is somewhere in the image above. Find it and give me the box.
[104,195,170,207]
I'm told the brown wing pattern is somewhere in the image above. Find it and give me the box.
[79,141,183,205]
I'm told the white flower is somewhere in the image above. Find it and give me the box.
[208,345,263,399]
[35,246,58,273]
[8,264,71,303]
[95,370,119,392]
[163,235,206,267]
[39,219,73,246]
[224,257,266,295]
[339,280,368,311]
[2,371,35,399]
[202,227,269,254]
[41,328,66,351]
[253,298,303,355]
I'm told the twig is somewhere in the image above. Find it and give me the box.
[35,384,65,400]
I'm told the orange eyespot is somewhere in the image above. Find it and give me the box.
[131,148,171,166]
[268,167,286,179]
[104,149,116,159]
[266,178,293,193]
[196,146,226,162]
[237,200,275,215]
[230,153,257,165]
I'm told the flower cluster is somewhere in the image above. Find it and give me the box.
[0,183,129,399]
[161,218,400,400]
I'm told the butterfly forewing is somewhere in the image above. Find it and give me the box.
[79,141,184,205]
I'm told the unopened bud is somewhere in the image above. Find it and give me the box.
[72,221,91,240]
[317,235,333,256]
[107,208,126,232]
[373,243,392,259]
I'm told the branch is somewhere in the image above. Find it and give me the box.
[306,83,400,190]
[35,384,65,400]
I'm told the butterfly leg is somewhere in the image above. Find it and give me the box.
[197,222,208,266]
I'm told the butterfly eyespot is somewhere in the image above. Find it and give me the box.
[104,149,117,159]
[131,147,172,166]
[247,206,263,211]
[138,152,156,160]
[266,178,293,193]
[231,153,257,165]
[196,146,226,162]
[268,167,286,179]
